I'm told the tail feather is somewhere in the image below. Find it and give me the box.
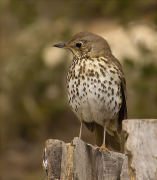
[94,123,122,152]
[94,123,104,147]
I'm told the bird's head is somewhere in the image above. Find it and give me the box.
[53,32,112,58]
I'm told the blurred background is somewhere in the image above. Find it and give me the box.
[1,1,157,179]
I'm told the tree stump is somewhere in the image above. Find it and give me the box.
[123,119,157,180]
[43,119,157,180]
[43,137,130,180]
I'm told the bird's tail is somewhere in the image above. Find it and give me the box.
[94,123,123,152]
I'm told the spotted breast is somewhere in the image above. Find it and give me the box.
[67,55,122,136]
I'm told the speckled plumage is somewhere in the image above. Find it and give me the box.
[53,32,128,152]
[67,56,123,135]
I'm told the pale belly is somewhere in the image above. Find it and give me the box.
[67,75,122,127]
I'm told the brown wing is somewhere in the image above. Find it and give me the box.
[110,56,128,133]
[117,76,128,133]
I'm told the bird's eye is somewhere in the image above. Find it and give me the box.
[76,42,82,48]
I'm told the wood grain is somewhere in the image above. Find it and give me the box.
[43,137,129,180]
[123,119,157,180]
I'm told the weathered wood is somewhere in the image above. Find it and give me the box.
[43,119,157,180]
[123,119,157,180]
[43,137,130,180]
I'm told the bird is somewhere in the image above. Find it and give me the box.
[53,31,128,152]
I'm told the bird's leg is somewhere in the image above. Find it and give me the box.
[99,123,110,152]
[79,121,83,139]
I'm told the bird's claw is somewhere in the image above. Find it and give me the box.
[99,144,110,154]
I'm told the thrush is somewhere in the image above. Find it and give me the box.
[53,32,128,152]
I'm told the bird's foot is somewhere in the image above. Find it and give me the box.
[99,144,110,153]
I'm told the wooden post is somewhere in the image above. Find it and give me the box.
[123,119,157,180]
[43,137,129,180]
[43,119,157,180]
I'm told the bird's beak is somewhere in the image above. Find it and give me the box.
[52,43,70,49]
